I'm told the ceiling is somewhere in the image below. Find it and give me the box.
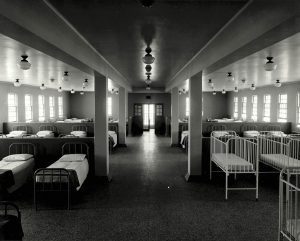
[0,34,94,91]
[48,0,247,88]
[202,32,300,91]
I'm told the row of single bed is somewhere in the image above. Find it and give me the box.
[0,124,118,150]
[0,142,90,210]
[190,125,300,241]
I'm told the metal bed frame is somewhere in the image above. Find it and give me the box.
[71,125,88,132]
[12,126,28,132]
[279,168,300,241]
[9,143,36,156]
[34,142,89,210]
[39,125,57,132]
[210,131,258,200]
[266,125,282,131]
[108,125,118,153]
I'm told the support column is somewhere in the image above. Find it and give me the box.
[185,72,203,181]
[118,87,126,146]
[94,72,111,181]
[171,87,179,146]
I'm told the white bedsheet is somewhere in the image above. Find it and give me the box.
[260,154,300,169]
[108,131,117,147]
[47,158,89,190]
[180,131,189,147]
[212,153,254,172]
[243,131,259,138]
[0,158,34,193]
[286,219,300,240]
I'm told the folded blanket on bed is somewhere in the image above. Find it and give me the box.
[0,170,15,189]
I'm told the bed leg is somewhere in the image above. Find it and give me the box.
[209,158,212,180]
[234,173,237,181]
[256,172,259,201]
[67,186,70,210]
[34,180,37,211]
[225,173,228,200]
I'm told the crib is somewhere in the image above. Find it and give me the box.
[279,168,300,241]
[210,131,258,200]
[258,133,300,171]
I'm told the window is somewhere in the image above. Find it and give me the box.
[58,96,63,118]
[241,97,247,120]
[186,97,189,117]
[49,96,55,119]
[108,97,112,116]
[251,95,257,121]
[25,94,33,122]
[278,93,287,122]
[38,95,45,122]
[263,94,271,122]
[8,93,18,122]
[233,97,238,118]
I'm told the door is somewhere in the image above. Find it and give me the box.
[143,104,155,130]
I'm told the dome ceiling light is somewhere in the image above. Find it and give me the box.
[212,91,216,95]
[145,65,152,73]
[145,75,151,85]
[274,79,281,87]
[14,79,21,87]
[83,78,88,87]
[71,89,75,94]
[227,72,234,82]
[208,79,214,88]
[142,47,155,65]
[222,89,226,94]
[250,84,256,91]
[40,83,46,90]
[264,57,277,71]
[80,91,84,95]
[62,71,69,81]
[234,86,238,93]
[58,86,63,92]
[146,84,151,90]
[18,55,31,70]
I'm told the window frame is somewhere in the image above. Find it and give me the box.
[241,96,247,120]
[233,97,238,119]
[38,95,45,122]
[277,93,288,123]
[49,96,55,120]
[107,97,112,117]
[185,97,189,117]
[25,94,33,122]
[7,93,18,122]
[263,94,271,122]
[251,95,257,122]
[58,96,63,119]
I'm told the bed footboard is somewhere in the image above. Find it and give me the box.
[34,168,71,210]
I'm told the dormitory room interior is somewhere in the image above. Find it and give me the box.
[0,0,299,240]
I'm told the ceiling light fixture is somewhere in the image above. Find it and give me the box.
[274,79,281,88]
[146,84,151,90]
[208,79,214,88]
[264,57,277,71]
[234,86,238,93]
[178,90,182,95]
[145,65,152,73]
[14,79,21,87]
[83,78,88,87]
[40,83,46,90]
[222,89,226,94]
[50,78,55,83]
[241,79,247,85]
[80,91,84,95]
[142,47,155,64]
[145,75,152,85]
[18,55,31,70]
[250,84,256,91]
[212,91,216,95]
[62,71,69,81]
[227,72,234,82]
[58,86,63,92]
[71,89,75,94]
[140,0,154,7]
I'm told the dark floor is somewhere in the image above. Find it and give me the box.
[10,130,278,241]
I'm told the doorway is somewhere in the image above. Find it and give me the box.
[143,104,155,130]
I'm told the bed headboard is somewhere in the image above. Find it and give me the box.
[241,125,257,132]
[62,142,89,159]
[108,125,118,133]
[266,125,281,131]
[12,126,28,132]
[208,125,226,132]
[39,125,57,132]
[72,125,88,132]
[9,143,36,156]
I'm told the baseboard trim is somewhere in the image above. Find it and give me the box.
[185,173,203,182]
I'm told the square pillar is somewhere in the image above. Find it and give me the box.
[94,72,111,181]
[118,87,126,146]
[186,72,203,181]
[171,87,179,146]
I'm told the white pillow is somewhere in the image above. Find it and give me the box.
[3,154,33,162]
[108,131,116,135]
[212,131,229,138]
[37,130,54,137]
[70,131,87,137]
[9,130,26,136]
[58,154,86,162]
[270,131,286,137]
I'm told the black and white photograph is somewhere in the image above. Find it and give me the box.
[0,0,299,240]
